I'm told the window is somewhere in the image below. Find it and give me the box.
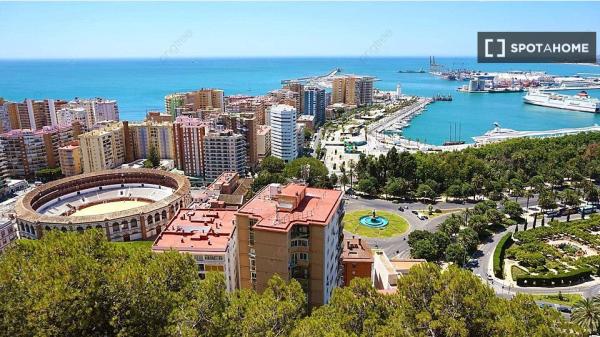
[112,223,120,232]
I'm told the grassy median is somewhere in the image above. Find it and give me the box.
[343,209,410,238]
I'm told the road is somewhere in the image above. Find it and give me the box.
[344,194,600,300]
[344,196,467,258]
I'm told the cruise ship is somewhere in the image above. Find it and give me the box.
[523,90,600,113]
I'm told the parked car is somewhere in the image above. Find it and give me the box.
[411,210,419,215]
[557,306,572,314]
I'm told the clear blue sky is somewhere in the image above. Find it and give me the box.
[1,1,599,59]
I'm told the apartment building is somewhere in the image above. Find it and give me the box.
[331,75,375,107]
[0,218,17,253]
[4,99,67,131]
[269,104,297,163]
[0,99,10,133]
[268,89,301,116]
[203,129,246,181]
[236,183,345,307]
[152,208,239,291]
[173,116,209,177]
[303,86,326,127]
[56,107,89,130]
[165,89,224,120]
[225,95,274,125]
[79,121,132,173]
[58,141,83,177]
[341,238,373,287]
[283,81,305,113]
[129,120,175,160]
[0,125,78,178]
[256,125,271,161]
[222,113,258,169]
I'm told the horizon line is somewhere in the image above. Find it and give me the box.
[0,55,479,61]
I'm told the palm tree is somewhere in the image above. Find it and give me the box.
[571,298,600,334]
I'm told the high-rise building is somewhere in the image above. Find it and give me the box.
[152,208,239,291]
[4,99,67,131]
[0,125,78,178]
[129,120,175,160]
[269,89,301,115]
[173,116,209,177]
[223,113,258,169]
[56,107,90,130]
[0,99,10,133]
[58,140,83,177]
[269,104,297,163]
[284,81,305,114]
[165,89,224,120]
[303,86,326,127]
[203,129,246,181]
[79,122,132,173]
[236,183,345,307]
[331,76,375,107]
[91,99,119,124]
[256,125,271,161]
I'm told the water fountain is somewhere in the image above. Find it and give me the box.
[359,209,389,228]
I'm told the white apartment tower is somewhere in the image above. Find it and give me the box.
[269,104,297,163]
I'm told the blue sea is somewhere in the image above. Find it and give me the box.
[1,57,599,145]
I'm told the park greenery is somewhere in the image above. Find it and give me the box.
[0,230,585,337]
[342,209,409,238]
[34,167,63,182]
[252,156,337,191]
[571,296,600,335]
[351,133,600,205]
[408,200,518,266]
[143,145,161,168]
[500,214,600,286]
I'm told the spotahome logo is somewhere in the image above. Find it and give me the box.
[478,32,596,63]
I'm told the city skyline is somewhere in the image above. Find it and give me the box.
[1,2,600,59]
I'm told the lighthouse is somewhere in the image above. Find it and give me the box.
[396,83,402,98]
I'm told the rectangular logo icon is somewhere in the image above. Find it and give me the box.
[478,32,596,63]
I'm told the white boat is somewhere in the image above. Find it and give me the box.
[523,90,600,113]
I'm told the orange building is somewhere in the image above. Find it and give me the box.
[152,208,239,291]
[341,237,373,286]
[235,183,345,307]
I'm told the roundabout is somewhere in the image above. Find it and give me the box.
[344,209,409,238]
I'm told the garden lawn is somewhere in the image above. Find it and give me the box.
[511,265,528,281]
[343,209,410,238]
[530,293,584,307]
[416,208,462,219]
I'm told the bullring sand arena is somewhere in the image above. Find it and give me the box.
[15,169,191,241]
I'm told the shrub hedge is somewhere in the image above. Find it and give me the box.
[515,267,593,287]
[493,233,513,279]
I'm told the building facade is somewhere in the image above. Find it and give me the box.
[0,218,17,253]
[269,104,297,163]
[236,183,345,307]
[173,116,209,178]
[203,129,247,181]
[0,125,78,178]
[341,238,373,287]
[152,208,239,291]
[79,122,132,173]
[256,125,271,161]
[58,141,83,177]
[129,120,175,160]
[303,86,326,127]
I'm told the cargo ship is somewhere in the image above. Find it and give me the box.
[523,90,600,113]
